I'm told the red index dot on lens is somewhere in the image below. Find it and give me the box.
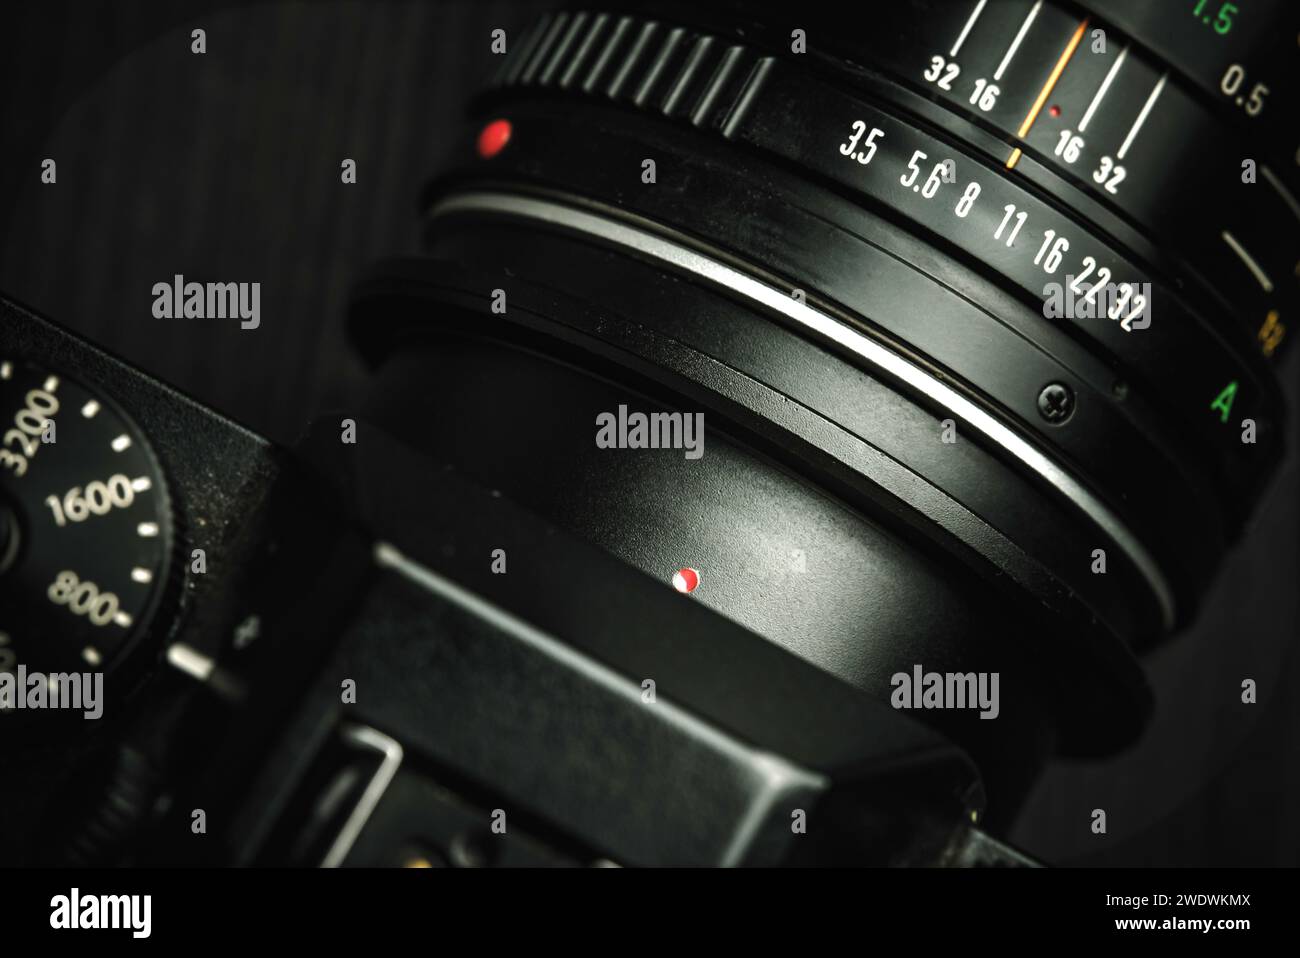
[1049,104,1061,117]
[477,119,512,159]
[672,567,700,593]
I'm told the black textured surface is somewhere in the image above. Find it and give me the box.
[0,295,286,865]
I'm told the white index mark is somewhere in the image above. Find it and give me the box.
[1221,231,1274,292]
[43,376,59,392]
[83,646,102,665]
[994,0,1043,81]
[1078,45,1128,132]
[166,643,215,682]
[130,477,152,492]
[111,434,132,453]
[81,400,101,419]
[114,612,134,628]
[131,567,153,584]
[137,522,159,538]
[1116,72,1166,160]
[0,362,12,381]
[950,0,988,57]
[1261,166,1300,225]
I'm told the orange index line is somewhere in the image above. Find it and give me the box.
[1006,18,1088,168]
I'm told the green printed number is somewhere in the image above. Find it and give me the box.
[1193,1,1237,35]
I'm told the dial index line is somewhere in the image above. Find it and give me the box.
[994,0,1044,81]
[1116,73,1166,161]
[950,0,988,58]
[1078,44,1128,132]
[1006,17,1088,169]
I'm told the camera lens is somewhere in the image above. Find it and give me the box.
[348,1,1292,817]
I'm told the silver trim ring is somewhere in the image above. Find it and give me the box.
[428,190,1177,629]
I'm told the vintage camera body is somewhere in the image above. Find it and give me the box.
[0,293,1021,867]
[3,0,1295,868]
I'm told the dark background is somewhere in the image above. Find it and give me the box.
[2,0,1296,865]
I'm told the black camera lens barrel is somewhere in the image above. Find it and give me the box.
[802,0,1300,319]
[417,2,1291,617]
[570,0,1298,344]
[418,187,1187,633]
[488,7,1286,463]
[348,1,1292,789]
[351,260,1147,803]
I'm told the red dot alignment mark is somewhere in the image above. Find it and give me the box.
[1049,104,1061,118]
[672,567,700,593]
[477,119,512,159]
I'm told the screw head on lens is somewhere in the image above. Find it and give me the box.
[1036,383,1075,424]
